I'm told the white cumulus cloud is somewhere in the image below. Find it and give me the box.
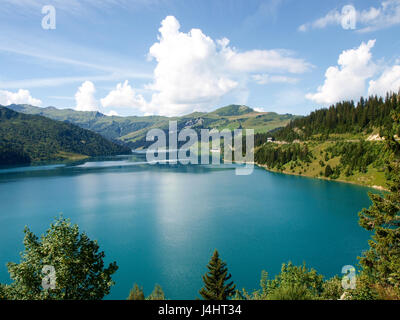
[368,65,400,96]
[306,40,376,105]
[0,89,42,106]
[100,80,147,112]
[75,81,99,111]
[140,15,311,116]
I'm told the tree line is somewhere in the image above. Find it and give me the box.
[254,143,311,170]
[271,92,400,142]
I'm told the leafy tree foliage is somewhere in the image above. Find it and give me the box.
[320,276,344,300]
[238,263,324,300]
[199,250,236,300]
[267,283,314,300]
[261,263,323,300]
[3,216,118,300]
[343,274,379,300]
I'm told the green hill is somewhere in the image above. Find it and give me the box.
[271,94,397,142]
[209,105,254,116]
[6,104,168,141]
[0,107,131,165]
[254,92,400,189]
[7,104,299,149]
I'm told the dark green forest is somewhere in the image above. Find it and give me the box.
[273,93,399,142]
[326,141,388,174]
[0,107,131,165]
[255,143,311,170]
[253,93,400,185]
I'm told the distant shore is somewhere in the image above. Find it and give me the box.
[230,160,388,192]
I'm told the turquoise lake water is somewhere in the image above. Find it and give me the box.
[0,154,374,299]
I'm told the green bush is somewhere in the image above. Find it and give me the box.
[321,276,344,300]
[239,263,324,300]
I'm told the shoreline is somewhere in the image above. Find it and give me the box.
[230,160,388,192]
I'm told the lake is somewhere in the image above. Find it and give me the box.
[0,154,373,299]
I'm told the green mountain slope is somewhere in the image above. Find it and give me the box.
[209,105,254,116]
[7,104,168,141]
[271,94,397,142]
[0,107,131,165]
[254,92,400,189]
[6,104,299,149]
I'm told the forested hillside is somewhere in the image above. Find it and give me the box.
[6,104,298,149]
[272,93,399,142]
[254,92,400,189]
[0,107,131,165]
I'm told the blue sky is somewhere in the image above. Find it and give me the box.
[0,0,399,116]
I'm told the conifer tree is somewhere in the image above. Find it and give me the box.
[324,164,333,177]
[127,283,166,300]
[147,284,165,300]
[127,283,145,300]
[358,112,400,296]
[199,250,236,300]
[0,284,6,300]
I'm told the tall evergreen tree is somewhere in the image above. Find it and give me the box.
[324,164,333,177]
[127,283,145,300]
[127,283,166,300]
[358,112,400,297]
[199,250,236,300]
[147,284,166,300]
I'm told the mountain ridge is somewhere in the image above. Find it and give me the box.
[0,107,132,165]
[5,104,299,149]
